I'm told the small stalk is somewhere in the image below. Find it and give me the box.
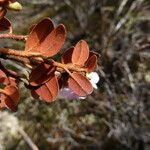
[0,48,42,58]
[0,34,27,41]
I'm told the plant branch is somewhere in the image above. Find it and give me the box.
[0,34,27,41]
[0,48,42,58]
[53,61,87,73]
[18,127,39,150]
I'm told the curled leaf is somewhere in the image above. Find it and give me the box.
[29,62,55,86]
[25,18,66,57]
[4,85,19,105]
[0,94,17,111]
[25,18,54,52]
[85,53,97,72]
[72,40,89,66]
[61,47,74,64]
[0,70,10,85]
[0,69,6,75]
[68,72,93,97]
[0,70,17,86]
[38,24,66,57]
[32,75,59,102]
[0,17,11,31]
[0,85,19,111]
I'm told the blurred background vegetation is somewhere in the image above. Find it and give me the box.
[0,0,150,149]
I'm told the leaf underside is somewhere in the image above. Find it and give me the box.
[29,62,55,86]
[25,18,66,57]
[71,40,89,66]
[32,75,59,102]
[68,72,93,97]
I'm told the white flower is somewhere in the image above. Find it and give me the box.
[86,72,100,89]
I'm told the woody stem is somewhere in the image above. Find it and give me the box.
[0,48,42,58]
[0,34,27,41]
[53,61,87,73]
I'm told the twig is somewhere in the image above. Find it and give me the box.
[18,127,39,150]
[103,0,144,55]
[123,61,135,91]
[0,34,27,41]
[114,0,144,34]
[0,48,42,58]
[116,0,129,17]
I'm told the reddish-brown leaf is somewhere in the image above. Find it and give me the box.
[71,40,89,66]
[29,62,55,86]
[25,18,66,57]
[25,18,54,52]
[61,47,74,64]
[0,69,6,76]
[0,85,20,111]
[0,17,11,31]
[0,70,17,86]
[31,90,39,99]
[85,54,97,72]
[4,85,19,105]
[33,75,59,102]
[68,72,93,96]
[0,70,10,85]
[1,77,16,86]
[37,24,66,57]
[1,94,17,111]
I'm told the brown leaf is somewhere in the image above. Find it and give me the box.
[85,53,97,72]
[71,40,89,66]
[25,18,54,52]
[68,72,93,96]
[0,70,17,85]
[37,24,66,57]
[0,17,11,31]
[1,94,17,111]
[0,70,6,78]
[29,62,55,86]
[0,85,20,111]
[0,70,10,85]
[4,85,19,105]
[31,90,39,99]
[33,75,59,102]
[61,47,74,64]
[25,18,66,57]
